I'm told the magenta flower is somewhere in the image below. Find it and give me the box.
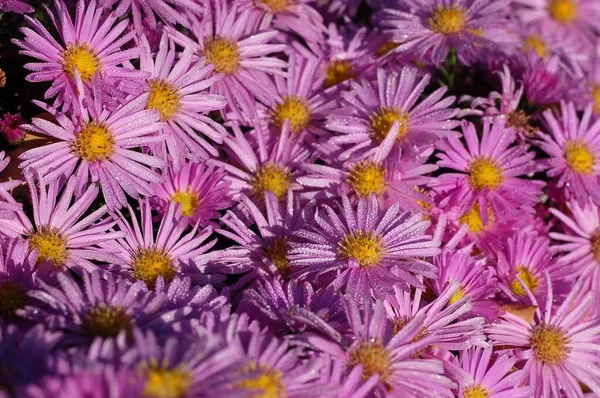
[152,160,233,227]
[19,94,166,209]
[14,0,147,111]
[537,101,600,205]
[382,0,515,66]
[290,195,441,299]
[0,113,26,144]
[522,55,575,106]
[486,275,600,397]
[102,0,202,30]
[140,33,227,169]
[0,0,33,13]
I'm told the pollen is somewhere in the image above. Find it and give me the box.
[0,281,28,321]
[271,96,311,133]
[369,106,410,142]
[510,266,539,296]
[131,248,177,289]
[448,286,466,304]
[72,122,115,162]
[590,230,600,261]
[236,363,285,398]
[523,35,549,59]
[265,237,291,277]
[392,316,430,343]
[429,6,466,35]
[171,189,199,217]
[204,37,241,75]
[259,0,289,13]
[460,205,493,234]
[548,0,578,24]
[143,366,192,398]
[469,157,504,191]
[250,163,291,201]
[348,342,391,380]
[375,41,400,57]
[463,385,489,398]
[29,227,69,268]
[530,325,570,364]
[147,79,181,121]
[82,304,133,338]
[324,60,355,88]
[62,43,100,82]
[347,161,387,198]
[338,230,386,267]
[592,85,600,115]
[564,140,595,174]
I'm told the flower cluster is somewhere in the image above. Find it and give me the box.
[1,0,600,397]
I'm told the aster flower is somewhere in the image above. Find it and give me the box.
[445,345,532,398]
[382,0,515,66]
[19,93,166,209]
[486,275,600,397]
[522,55,577,106]
[14,0,147,111]
[290,195,441,299]
[151,160,233,227]
[432,119,544,215]
[0,238,38,323]
[327,66,459,156]
[536,101,600,205]
[104,198,220,289]
[167,0,287,121]
[140,33,227,169]
[384,280,486,355]
[0,113,26,144]
[101,0,202,30]
[1,177,123,275]
[19,270,191,346]
[308,296,455,397]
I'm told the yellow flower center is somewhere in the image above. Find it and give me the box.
[0,281,28,321]
[348,342,391,381]
[82,304,133,338]
[448,287,466,304]
[250,163,291,201]
[236,363,286,398]
[530,325,570,364]
[523,35,549,59]
[271,96,311,133]
[258,0,289,13]
[347,161,387,198]
[375,41,400,57]
[29,228,69,268]
[463,385,489,398]
[265,237,291,277]
[72,122,115,162]
[171,189,199,217]
[131,248,177,289]
[204,37,241,75]
[510,266,539,296]
[324,60,354,88]
[143,367,192,398]
[548,0,578,24]
[564,140,595,174]
[429,6,466,35]
[338,230,386,267]
[369,106,410,142]
[62,43,99,82]
[147,79,181,121]
[592,85,600,115]
[469,157,503,191]
[460,205,494,233]
[590,230,600,261]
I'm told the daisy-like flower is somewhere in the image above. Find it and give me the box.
[0,238,38,323]
[432,119,544,215]
[19,93,166,209]
[218,191,302,286]
[522,55,576,106]
[496,232,568,304]
[290,195,441,299]
[308,296,456,397]
[140,33,227,169]
[104,198,219,289]
[216,123,309,202]
[327,67,459,156]
[102,0,202,30]
[19,270,191,346]
[382,0,515,66]
[536,101,600,205]
[1,177,123,275]
[152,160,233,227]
[384,280,486,356]
[0,113,26,144]
[486,275,600,397]
[167,0,287,121]
[445,345,532,398]
[14,0,147,111]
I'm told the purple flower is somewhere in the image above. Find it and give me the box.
[0,0,33,13]
[0,239,38,323]
[0,113,26,144]
[102,0,202,30]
